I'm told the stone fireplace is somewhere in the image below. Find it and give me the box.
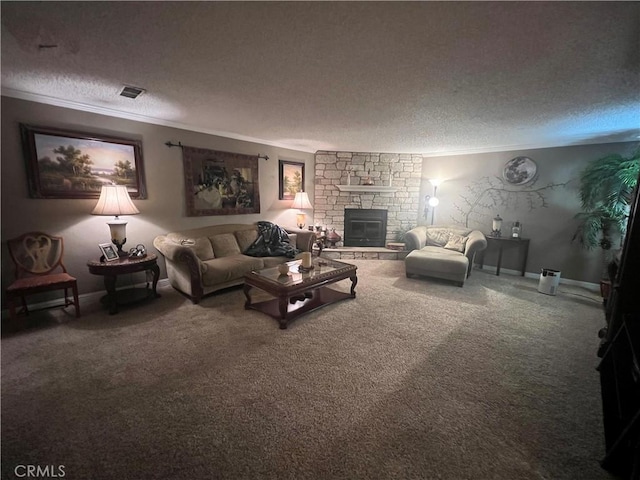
[344,209,387,247]
[313,151,423,247]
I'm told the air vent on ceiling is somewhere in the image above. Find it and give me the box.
[119,85,146,99]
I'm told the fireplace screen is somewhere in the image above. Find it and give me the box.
[344,209,388,247]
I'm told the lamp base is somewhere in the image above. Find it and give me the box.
[112,238,128,257]
[296,213,306,230]
[490,230,502,237]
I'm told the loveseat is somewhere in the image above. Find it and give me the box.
[404,225,487,286]
[153,223,314,303]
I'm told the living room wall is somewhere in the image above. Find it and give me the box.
[2,96,638,302]
[1,96,314,298]
[419,142,639,284]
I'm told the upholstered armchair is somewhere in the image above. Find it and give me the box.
[404,225,487,286]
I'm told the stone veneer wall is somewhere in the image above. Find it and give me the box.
[313,151,423,245]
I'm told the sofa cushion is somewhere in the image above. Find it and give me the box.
[406,248,469,285]
[426,228,452,247]
[201,255,264,286]
[420,245,463,256]
[209,233,242,258]
[235,229,259,252]
[444,234,468,253]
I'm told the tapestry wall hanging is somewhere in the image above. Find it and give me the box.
[182,146,260,216]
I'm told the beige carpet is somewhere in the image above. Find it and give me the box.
[1,260,615,480]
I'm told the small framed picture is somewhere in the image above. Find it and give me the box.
[99,243,119,262]
[279,160,305,200]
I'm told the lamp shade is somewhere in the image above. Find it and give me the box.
[91,185,140,217]
[292,192,313,210]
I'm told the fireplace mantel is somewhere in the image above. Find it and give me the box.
[335,185,398,193]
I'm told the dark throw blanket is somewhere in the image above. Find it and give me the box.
[244,221,300,258]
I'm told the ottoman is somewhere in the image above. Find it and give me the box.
[405,248,469,287]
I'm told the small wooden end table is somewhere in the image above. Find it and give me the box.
[87,253,160,314]
[244,257,357,329]
[476,236,530,276]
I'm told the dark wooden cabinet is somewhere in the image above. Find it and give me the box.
[598,177,640,478]
[599,317,640,477]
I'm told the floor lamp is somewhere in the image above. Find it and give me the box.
[427,179,442,225]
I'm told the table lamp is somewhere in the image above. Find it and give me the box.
[91,185,140,256]
[292,192,313,229]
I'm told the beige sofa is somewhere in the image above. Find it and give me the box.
[404,225,487,286]
[153,223,314,303]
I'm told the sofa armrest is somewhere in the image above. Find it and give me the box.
[153,235,206,303]
[464,230,488,256]
[285,228,315,252]
[153,235,203,263]
[405,226,428,251]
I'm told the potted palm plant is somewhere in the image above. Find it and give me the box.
[573,148,640,295]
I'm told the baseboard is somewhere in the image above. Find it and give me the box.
[475,265,599,291]
[2,271,599,320]
[1,278,171,320]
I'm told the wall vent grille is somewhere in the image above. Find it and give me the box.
[119,86,146,99]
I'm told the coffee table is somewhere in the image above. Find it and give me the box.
[243,257,357,329]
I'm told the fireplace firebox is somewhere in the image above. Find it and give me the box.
[344,209,388,247]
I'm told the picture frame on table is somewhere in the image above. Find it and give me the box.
[279,160,305,200]
[20,124,147,199]
[99,243,119,262]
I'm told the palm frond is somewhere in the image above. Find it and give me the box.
[574,149,639,253]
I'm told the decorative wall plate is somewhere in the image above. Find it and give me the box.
[503,156,538,185]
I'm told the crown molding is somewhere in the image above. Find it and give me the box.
[1,88,317,154]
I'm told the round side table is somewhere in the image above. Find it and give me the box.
[87,253,160,314]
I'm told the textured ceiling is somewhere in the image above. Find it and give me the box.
[2,1,639,154]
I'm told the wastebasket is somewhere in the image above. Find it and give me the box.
[538,268,561,295]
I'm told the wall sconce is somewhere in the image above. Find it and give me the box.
[491,214,503,237]
[91,185,140,256]
[292,191,313,229]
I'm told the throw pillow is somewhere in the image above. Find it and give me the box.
[444,234,468,253]
[427,228,452,247]
[235,229,259,252]
[209,233,241,258]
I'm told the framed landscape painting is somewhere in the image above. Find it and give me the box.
[279,160,305,200]
[20,124,147,199]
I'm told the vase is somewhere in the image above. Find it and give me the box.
[326,228,341,247]
[277,263,290,275]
